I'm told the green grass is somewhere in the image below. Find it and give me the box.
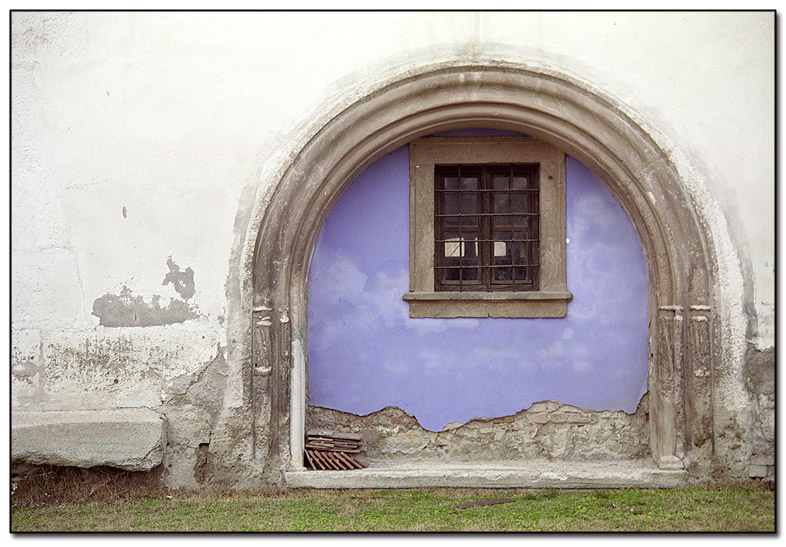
[11,485,775,532]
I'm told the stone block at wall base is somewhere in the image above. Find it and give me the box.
[12,409,165,471]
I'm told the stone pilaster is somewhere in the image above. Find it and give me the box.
[685,305,713,450]
[251,303,273,459]
[653,306,684,470]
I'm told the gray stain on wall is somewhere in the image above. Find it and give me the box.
[162,257,196,300]
[92,259,200,327]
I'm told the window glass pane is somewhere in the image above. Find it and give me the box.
[441,175,478,227]
[459,176,478,226]
[492,233,512,281]
[513,266,530,283]
[444,177,459,216]
[443,264,479,281]
[444,235,478,258]
[459,176,478,191]
[459,268,479,281]
[443,234,478,282]
[444,237,462,258]
[492,232,536,284]
[492,175,510,191]
[511,175,529,190]
[444,236,479,258]
[443,268,460,281]
[511,176,531,221]
[491,176,510,229]
[493,192,511,214]
[494,267,513,281]
[512,231,533,283]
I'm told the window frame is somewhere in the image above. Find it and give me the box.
[403,136,572,318]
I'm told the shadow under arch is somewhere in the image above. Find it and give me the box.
[247,62,719,482]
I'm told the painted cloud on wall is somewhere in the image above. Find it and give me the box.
[308,144,648,431]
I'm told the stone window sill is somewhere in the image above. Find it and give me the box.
[403,291,573,318]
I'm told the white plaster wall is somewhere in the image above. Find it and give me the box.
[12,11,773,343]
[12,12,774,384]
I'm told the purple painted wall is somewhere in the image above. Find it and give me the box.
[308,139,648,432]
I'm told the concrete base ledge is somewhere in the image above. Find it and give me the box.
[285,460,687,489]
[12,409,165,472]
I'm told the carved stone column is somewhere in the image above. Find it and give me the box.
[275,305,292,466]
[685,305,713,450]
[251,303,273,460]
[653,306,684,470]
[251,295,293,482]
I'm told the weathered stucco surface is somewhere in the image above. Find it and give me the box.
[743,346,775,480]
[11,12,773,489]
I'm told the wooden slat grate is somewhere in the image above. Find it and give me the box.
[305,429,369,471]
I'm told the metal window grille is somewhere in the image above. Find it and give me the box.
[434,164,540,292]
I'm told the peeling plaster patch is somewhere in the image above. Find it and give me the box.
[307,394,650,462]
[162,257,196,301]
[92,258,201,327]
[92,285,200,327]
[160,347,232,488]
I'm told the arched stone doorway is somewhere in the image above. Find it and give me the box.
[247,62,718,482]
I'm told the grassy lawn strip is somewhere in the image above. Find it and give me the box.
[12,486,774,532]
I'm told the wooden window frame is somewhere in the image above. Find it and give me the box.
[403,136,572,318]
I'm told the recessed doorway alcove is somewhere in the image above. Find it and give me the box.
[247,62,718,488]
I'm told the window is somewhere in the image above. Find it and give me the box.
[435,164,540,292]
[403,136,572,318]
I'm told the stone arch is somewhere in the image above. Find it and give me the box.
[248,62,718,479]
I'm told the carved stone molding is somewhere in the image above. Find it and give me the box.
[251,304,272,459]
[653,306,684,469]
[686,306,713,450]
